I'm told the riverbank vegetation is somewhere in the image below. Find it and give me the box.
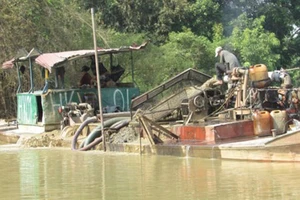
[0,0,299,118]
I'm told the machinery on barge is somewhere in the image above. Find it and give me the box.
[75,64,300,154]
[131,64,299,137]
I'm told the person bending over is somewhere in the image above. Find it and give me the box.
[214,46,241,85]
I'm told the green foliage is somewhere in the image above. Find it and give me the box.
[99,31,148,86]
[216,0,300,68]
[231,14,280,69]
[212,23,224,42]
[133,29,214,92]
[133,43,162,92]
[184,0,220,40]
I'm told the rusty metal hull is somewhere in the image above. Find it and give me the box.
[218,130,300,162]
[107,120,300,162]
[106,132,300,162]
[2,117,300,162]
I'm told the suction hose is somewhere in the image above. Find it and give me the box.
[82,117,130,148]
[110,118,131,130]
[71,116,98,151]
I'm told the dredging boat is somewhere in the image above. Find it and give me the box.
[2,43,300,162]
[109,65,300,162]
[2,42,147,132]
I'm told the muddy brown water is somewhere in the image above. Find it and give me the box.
[0,146,299,200]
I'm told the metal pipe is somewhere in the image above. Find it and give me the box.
[237,68,248,74]
[16,63,22,93]
[242,69,249,106]
[28,58,34,93]
[131,51,134,85]
[42,69,49,94]
[54,68,58,88]
[110,53,113,72]
[282,73,292,88]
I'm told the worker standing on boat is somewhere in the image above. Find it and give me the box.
[79,65,93,86]
[213,47,241,85]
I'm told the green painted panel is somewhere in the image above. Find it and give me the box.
[16,87,139,126]
[41,87,139,125]
[100,87,140,111]
[17,94,38,125]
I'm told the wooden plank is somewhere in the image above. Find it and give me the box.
[142,116,179,140]
[138,116,155,145]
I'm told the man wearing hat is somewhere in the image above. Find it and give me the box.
[213,46,241,85]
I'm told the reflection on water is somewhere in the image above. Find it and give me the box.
[0,147,299,200]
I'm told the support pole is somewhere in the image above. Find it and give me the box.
[16,63,22,93]
[28,58,34,93]
[91,8,106,151]
[131,51,134,85]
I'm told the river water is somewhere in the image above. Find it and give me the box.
[0,145,299,200]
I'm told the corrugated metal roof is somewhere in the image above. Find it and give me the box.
[2,58,15,69]
[35,50,95,72]
[35,42,148,73]
[2,42,147,71]
[1,48,42,69]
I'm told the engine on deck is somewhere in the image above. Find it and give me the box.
[179,64,300,123]
[58,102,94,129]
[181,89,225,122]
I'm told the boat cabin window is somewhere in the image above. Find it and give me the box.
[50,55,126,90]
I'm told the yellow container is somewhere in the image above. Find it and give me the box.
[270,110,287,135]
[253,111,271,136]
[249,64,269,82]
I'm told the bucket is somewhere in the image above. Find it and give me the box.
[249,64,269,82]
[253,111,271,136]
[270,110,287,135]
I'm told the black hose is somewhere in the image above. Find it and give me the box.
[71,116,97,150]
[75,135,103,151]
[78,118,131,149]
[72,117,130,151]
[83,117,129,147]
[110,118,131,130]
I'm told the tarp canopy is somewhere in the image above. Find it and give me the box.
[1,48,41,69]
[35,41,148,73]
